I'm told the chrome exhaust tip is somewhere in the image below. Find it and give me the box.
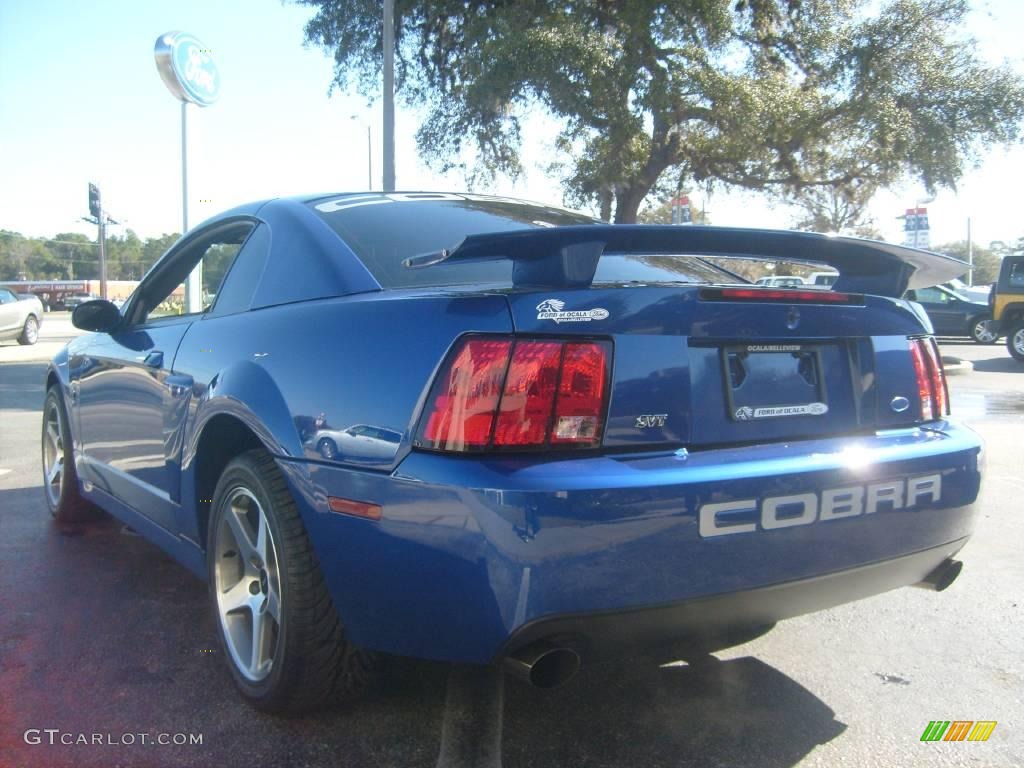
[913,558,963,592]
[504,642,581,688]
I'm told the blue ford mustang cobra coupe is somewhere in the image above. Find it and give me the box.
[44,192,981,712]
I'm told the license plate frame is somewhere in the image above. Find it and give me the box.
[720,343,830,422]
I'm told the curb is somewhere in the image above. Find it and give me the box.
[941,356,973,376]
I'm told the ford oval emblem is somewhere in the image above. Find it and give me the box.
[154,32,221,107]
[890,396,910,413]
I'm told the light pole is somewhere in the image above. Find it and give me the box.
[350,115,372,190]
[382,0,396,191]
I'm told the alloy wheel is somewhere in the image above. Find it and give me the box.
[42,398,64,508]
[972,319,998,344]
[213,488,282,682]
[1014,328,1024,357]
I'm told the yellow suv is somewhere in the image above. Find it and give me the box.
[991,255,1024,361]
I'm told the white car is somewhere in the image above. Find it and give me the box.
[0,287,43,344]
[312,424,403,462]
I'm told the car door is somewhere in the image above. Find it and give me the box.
[0,287,21,337]
[912,286,962,334]
[73,220,255,531]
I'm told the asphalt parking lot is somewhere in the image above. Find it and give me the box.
[1,320,1021,768]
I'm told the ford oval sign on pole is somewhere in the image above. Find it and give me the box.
[154,32,220,106]
[155,31,219,313]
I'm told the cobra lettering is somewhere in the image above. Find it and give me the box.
[698,474,941,537]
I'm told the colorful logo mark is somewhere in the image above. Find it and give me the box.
[920,721,997,742]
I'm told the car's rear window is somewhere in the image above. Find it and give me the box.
[308,193,738,289]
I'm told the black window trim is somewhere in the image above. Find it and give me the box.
[120,216,258,329]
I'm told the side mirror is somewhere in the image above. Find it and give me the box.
[72,299,121,333]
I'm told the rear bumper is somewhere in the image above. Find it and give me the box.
[279,419,982,664]
[501,539,966,661]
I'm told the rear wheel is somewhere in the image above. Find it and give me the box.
[42,387,100,522]
[18,315,39,345]
[208,449,374,713]
[1008,322,1024,362]
[969,315,999,344]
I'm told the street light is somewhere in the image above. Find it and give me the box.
[350,115,372,191]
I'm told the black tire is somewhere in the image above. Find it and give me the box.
[42,387,101,522]
[18,315,39,345]
[316,438,337,460]
[968,315,999,344]
[1007,322,1024,362]
[207,449,374,713]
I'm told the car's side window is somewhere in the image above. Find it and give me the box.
[916,287,947,303]
[0,288,15,304]
[1009,262,1024,288]
[129,221,255,326]
[207,224,270,317]
[147,242,243,320]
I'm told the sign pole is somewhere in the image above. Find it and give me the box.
[155,31,219,314]
[181,101,203,312]
[98,193,108,301]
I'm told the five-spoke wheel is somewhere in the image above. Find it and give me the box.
[41,387,98,522]
[213,488,282,682]
[207,450,374,712]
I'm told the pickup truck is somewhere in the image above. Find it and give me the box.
[0,287,43,345]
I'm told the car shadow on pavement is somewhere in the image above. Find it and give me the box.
[1,484,845,768]
[971,356,1022,373]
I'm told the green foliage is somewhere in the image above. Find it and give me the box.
[299,0,1024,222]
[637,197,711,224]
[0,230,181,282]
[787,181,882,239]
[933,239,1017,286]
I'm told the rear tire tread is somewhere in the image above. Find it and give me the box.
[214,450,374,713]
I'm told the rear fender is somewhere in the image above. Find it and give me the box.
[179,360,301,543]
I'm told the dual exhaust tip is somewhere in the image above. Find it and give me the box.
[505,558,963,688]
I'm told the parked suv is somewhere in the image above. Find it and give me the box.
[990,255,1024,360]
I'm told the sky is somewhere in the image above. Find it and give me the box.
[1,0,1022,251]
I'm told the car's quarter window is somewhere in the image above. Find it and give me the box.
[128,220,255,326]
[207,224,270,317]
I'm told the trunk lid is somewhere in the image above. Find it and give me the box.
[503,285,930,449]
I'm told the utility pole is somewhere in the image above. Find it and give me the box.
[382,0,396,191]
[87,183,109,300]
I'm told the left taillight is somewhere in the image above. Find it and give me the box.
[416,336,611,452]
[909,336,949,421]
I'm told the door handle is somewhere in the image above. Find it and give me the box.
[144,351,164,368]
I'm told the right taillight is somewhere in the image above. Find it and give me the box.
[416,336,611,452]
[909,336,949,421]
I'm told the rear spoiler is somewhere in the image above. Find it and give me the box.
[403,224,967,297]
